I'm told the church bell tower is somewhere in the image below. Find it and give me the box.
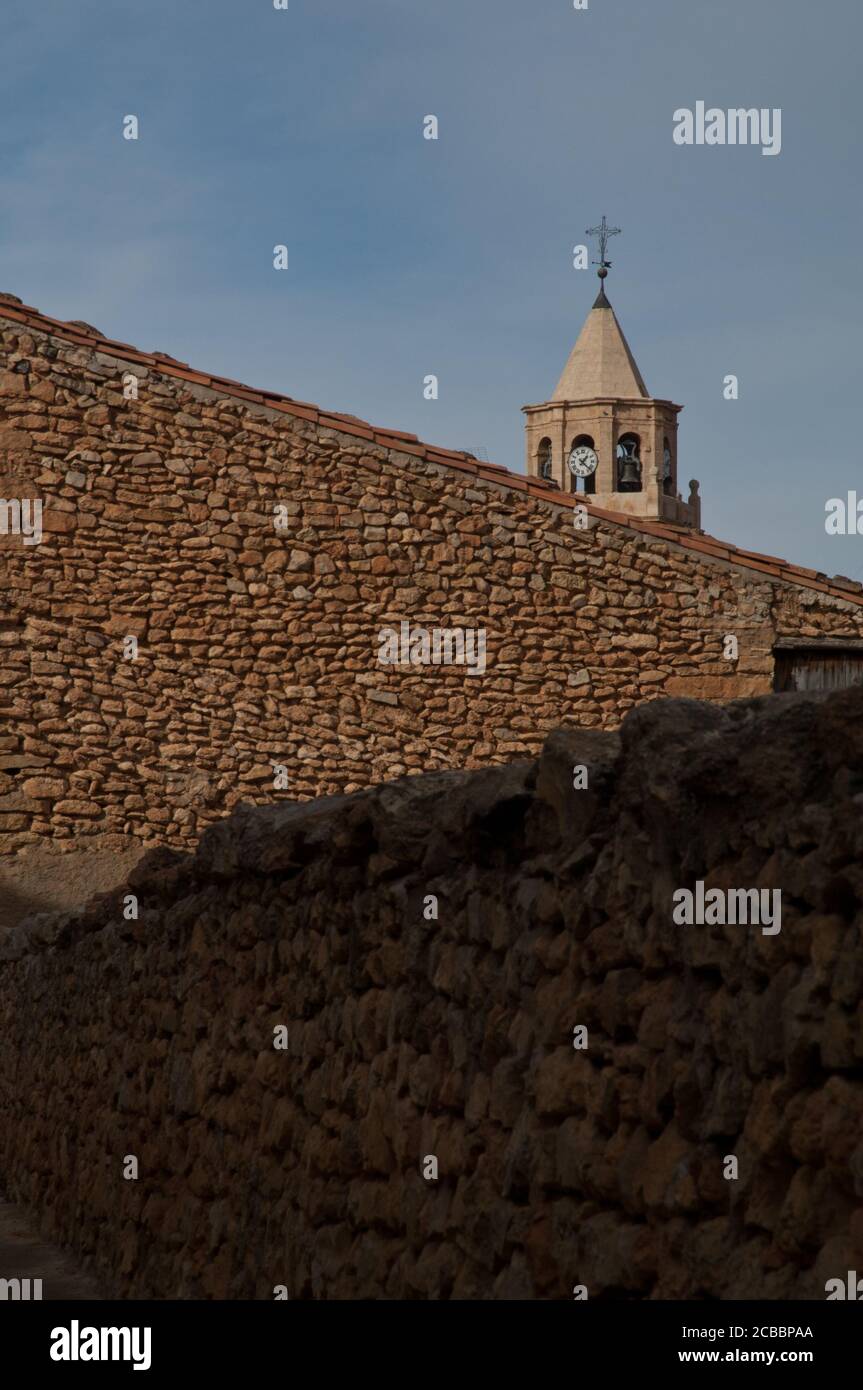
[523,218,701,530]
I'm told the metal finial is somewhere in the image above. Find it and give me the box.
[586,215,621,282]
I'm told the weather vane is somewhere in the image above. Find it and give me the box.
[586,215,621,282]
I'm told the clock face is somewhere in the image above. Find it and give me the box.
[568,445,598,477]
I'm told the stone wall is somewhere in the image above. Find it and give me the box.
[2,305,863,864]
[1,686,861,1299]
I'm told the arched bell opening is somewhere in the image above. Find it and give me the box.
[615,433,642,492]
[662,436,676,496]
[537,437,553,481]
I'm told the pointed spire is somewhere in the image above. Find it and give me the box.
[552,292,649,401]
[553,215,648,399]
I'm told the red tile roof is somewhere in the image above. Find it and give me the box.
[1,292,862,610]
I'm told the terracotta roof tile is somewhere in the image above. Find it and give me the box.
[99,339,145,356]
[795,578,832,595]
[527,482,569,503]
[378,428,419,442]
[640,523,682,541]
[431,456,478,476]
[585,503,630,524]
[2,291,861,609]
[317,414,375,441]
[207,372,259,393]
[483,468,526,490]
[426,446,476,463]
[326,411,372,427]
[222,387,265,405]
[166,367,219,388]
[824,574,862,592]
[728,545,790,566]
[377,437,428,459]
[151,352,190,366]
[730,558,783,578]
[781,563,825,582]
[268,400,319,423]
[683,537,734,560]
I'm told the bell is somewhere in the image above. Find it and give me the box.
[617,453,641,489]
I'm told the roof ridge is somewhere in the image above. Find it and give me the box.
[1,293,861,609]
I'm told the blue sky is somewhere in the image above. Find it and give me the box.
[1,0,861,575]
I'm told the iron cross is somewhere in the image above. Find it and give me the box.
[586,215,621,272]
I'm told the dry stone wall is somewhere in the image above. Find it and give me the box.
[1,687,862,1299]
[1,310,863,863]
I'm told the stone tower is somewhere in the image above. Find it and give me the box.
[523,253,701,529]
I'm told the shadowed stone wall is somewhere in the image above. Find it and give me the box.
[1,687,862,1299]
